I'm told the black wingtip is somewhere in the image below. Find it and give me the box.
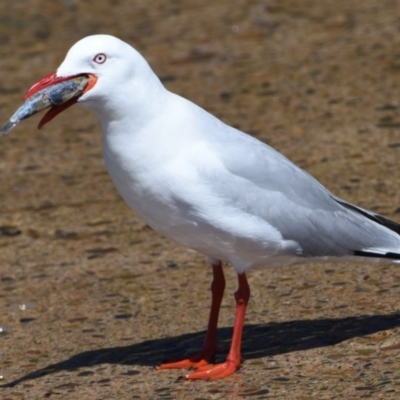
[354,250,400,260]
[335,199,400,236]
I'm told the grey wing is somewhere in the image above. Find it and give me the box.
[210,127,400,259]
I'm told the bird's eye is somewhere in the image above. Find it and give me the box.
[93,53,107,64]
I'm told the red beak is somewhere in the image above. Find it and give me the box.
[25,72,97,128]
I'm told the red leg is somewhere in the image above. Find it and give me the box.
[184,272,250,380]
[157,260,225,370]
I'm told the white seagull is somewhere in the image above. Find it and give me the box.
[5,35,400,380]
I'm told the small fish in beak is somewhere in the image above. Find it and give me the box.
[0,75,89,136]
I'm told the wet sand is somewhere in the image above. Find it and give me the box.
[1,0,400,398]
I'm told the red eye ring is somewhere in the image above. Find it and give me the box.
[93,53,107,64]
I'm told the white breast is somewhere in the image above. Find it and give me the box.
[100,96,302,272]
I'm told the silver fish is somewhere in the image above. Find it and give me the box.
[0,75,89,136]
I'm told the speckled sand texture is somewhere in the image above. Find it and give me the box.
[2,1,400,399]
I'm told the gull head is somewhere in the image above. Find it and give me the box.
[25,34,163,128]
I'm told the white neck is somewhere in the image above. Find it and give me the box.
[79,58,169,137]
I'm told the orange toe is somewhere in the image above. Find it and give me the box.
[183,360,240,381]
[156,346,218,370]
[157,357,209,370]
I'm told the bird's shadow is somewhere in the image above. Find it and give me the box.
[2,313,400,387]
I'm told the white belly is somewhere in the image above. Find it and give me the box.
[105,155,298,272]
